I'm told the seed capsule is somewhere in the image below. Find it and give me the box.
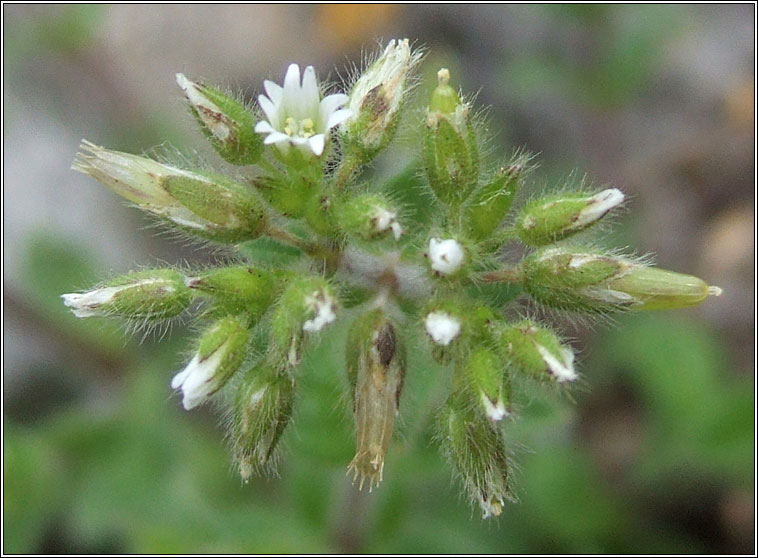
[438,393,514,519]
[346,309,406,490]
[231,364,295,479]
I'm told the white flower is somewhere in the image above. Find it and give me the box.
[254,63,351,157]
[428,238,465,275]
[424,311,461,346]
[171,351,226,410]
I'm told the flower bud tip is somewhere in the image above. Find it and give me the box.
[425,311,461,346]
[437,68,450,86]
[708,286,723,296]
[428,238,465,275]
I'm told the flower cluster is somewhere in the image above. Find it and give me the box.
[64,40,720,519]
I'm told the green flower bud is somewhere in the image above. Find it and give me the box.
[606,265,723,311]
[437,393,514,519]
[516,188,625,246]
[252,172,309,219]
[429,68,460,113]
[270,277,338,367]
[171,316,250,410]
[341,39,421,160]
[176,73,263,165]
[423,69,479,206]
[62,269,191,320]
[337,193,404,242]
[499,320,577,383]
[186,266,285,323]
[231,363,295,480]
[346,309,406,489]
[73,141,267,242]
[522,249,721,313]
[464,162,523,241]
[461,347,510,421]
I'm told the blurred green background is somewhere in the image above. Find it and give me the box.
[3,5,754,554]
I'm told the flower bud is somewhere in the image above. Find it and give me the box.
[345,309,406,490]
[176,73,263,165]
[464,162,523,242]
[424,310,462,347]
[270,277,338,367]
[62,269,191,320]
[171,316,250,410]
[516,188,625,246]
[461,347,510,421]
[424,302,465,365]
[522,249,721,313]
[336,193,403,241]
[341,39,420,159]
[427,237,467,277]
[437,393,514,519]
[185,266,285,323]
[72,141,267,242]
[423,69,479,206]
[499,320,577,383]
[230,363,295,479]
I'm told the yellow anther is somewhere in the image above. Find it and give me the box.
[284,117,296,136]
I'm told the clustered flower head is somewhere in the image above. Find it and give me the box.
[64,40,721,520]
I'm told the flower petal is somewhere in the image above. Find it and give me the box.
[263,131,291,145]
[326,108,353,130]
[254,120,275,134]
[301,65,320,115]
[307,134,325,156]
[319,93,349,129]
[263,79,283,105]
[257,94,279,128]
[282,63,301,116]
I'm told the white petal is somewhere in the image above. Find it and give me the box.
[307,134,325,156]
[283,63,301,96]
[537,344,577,383]
[257,94,279,128]
[575,188,624,227]
[172,351,225,410]
[301,65,320,113]
[263,79,283,105]
[428,238,465,275]
[481,392,507,422]
[263,131,291,145]
[282,63,302,116]
[326,108,353,131]
[320,93,348,115]
[424,311,461,346]
[254,120,275,134]
[171,366,191,389]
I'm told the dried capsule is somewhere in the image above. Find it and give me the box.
[346,309,406,490]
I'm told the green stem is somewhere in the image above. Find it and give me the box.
[334,150,362,190]
[477,267,524,284]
